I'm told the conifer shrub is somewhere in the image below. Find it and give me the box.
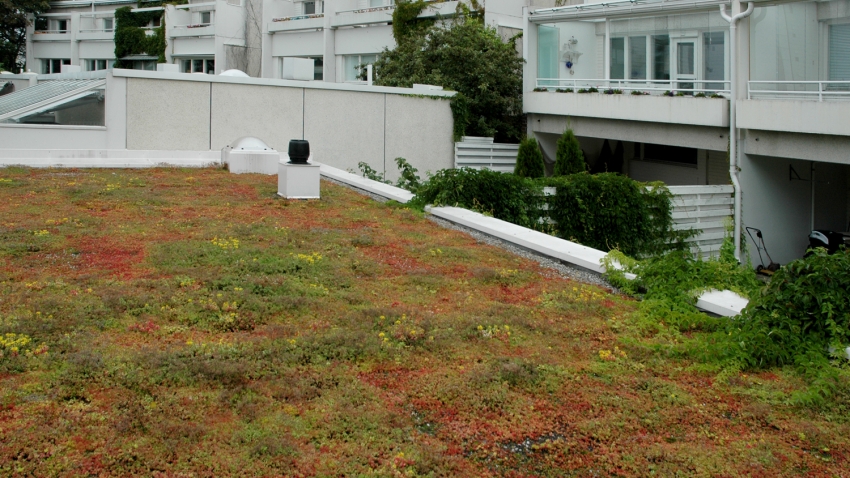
[554,129,586,176]
[513,137,544,179]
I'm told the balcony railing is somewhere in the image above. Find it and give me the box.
[34,29,69,34]
[748,81,850,102]
[535,78,730,96]
[335,5,395,15]
[273,13,325,22]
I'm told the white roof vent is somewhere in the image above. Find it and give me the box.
[229,136,273,151]
[221,69,250,77]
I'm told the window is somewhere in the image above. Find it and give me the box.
[85,59,110,71]
[629,36,647,80]
[344,54,377,81]
[280,57,323,80]
[610,38,625,80]
[652,35,670,81]
[103,18,114,32]
[369,0,384,7]
[643,143,698,166]
[200,11,212,24]
[703,31,725,91]
[56,19,68,32]
[180,58,215,74]
[829,24,850,84]
[537,25,559,86]
[304,1,316,14]
[42,59,71,74]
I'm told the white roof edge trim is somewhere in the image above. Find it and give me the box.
[0,80,105,122]
[111,69,457,98]
[530,0,730,21]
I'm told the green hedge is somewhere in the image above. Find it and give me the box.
[409,168,544,229]
[409,168,678,257]
[542,173,676,257]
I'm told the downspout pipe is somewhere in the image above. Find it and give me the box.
[720,1,754,263]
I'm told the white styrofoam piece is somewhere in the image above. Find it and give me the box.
[315,162,415,203]
[695,289,749,317]
[426,205,609,274]
[278,161,320,199]
[225,149,280,175]
[282,58,314,81]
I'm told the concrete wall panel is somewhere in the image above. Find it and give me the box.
[172,37,216,57]
[271,31,324,57]
[0,125,108,150]
[33,42,71,59]
[739,100,850,139]
[384,94,454,182]
[78,42,115,60]
[335,26,395,55]
[126,78,210,150]
[210,82,303,150]
[304,88,384,174]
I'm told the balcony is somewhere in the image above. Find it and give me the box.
[332,0,458,28]
[269,14,325,33]
[77,29,114,41]
[32,30,70,42]
[171,23,215,38]
[527,79,729,128]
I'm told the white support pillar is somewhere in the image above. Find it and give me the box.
[322,0,336,82]
[70,12,81,67]
[523,6,536,96]
[25,14,35,73]
[604,18,610,86]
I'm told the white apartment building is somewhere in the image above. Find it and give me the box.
[25,0,541,79]
[523,0,850,264]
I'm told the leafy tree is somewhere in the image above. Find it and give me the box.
[0,0,50,72]
[554,129,586,176]
[373,5,523,142]
[514,137,544,179]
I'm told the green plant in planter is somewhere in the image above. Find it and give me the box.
[553,129,585,176]
[603,88,623,95]
[533,87,549,92]
[710,93,724,98]
[695,92,707,98]
[555,88,573,93]
[514,137,545,179]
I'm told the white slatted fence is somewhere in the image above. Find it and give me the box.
[454,136,519,172]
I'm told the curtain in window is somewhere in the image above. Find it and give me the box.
[537,25,559,87]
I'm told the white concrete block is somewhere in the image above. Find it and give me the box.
[695,289,749,317]
[225,149,280,175]
[157,63,180,73]
[278,161,320,198]
[282,58,314,81]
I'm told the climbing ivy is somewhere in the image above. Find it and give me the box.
[113,4,173,68]
[391,0,433,43]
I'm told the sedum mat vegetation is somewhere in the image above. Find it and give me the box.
[0,167,849,476]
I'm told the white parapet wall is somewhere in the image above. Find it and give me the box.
[0,69,456,181]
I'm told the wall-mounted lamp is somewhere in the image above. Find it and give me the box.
[561,36,582,75]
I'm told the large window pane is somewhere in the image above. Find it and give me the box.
[677,42,695,75]
[537,25,559,86]
[652,35,670,81]
[629,36,647,80]
[610,37,625,80]
[703,31,725,90]
[828,24,850,83]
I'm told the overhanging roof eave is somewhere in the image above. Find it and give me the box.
[529,0,730,22]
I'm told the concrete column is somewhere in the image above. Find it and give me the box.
[165,5,176,65]
[323,0,336,82]
[523,6,536,99]
[25,14,35,73]
[71,12,80,67]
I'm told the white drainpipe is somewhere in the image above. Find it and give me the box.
[720,1,754,263]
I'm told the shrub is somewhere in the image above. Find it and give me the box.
[409,168,543,228]
[734,247,850,369]
[513,137,545,179]
[553,129,586,176]
[544,174,677,257]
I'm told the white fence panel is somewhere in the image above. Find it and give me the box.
[539,184,733,258]
[454,136,519,173]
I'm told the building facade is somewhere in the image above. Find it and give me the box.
[523,0,850,264]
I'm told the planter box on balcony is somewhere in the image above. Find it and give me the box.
[524,91,729,128]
